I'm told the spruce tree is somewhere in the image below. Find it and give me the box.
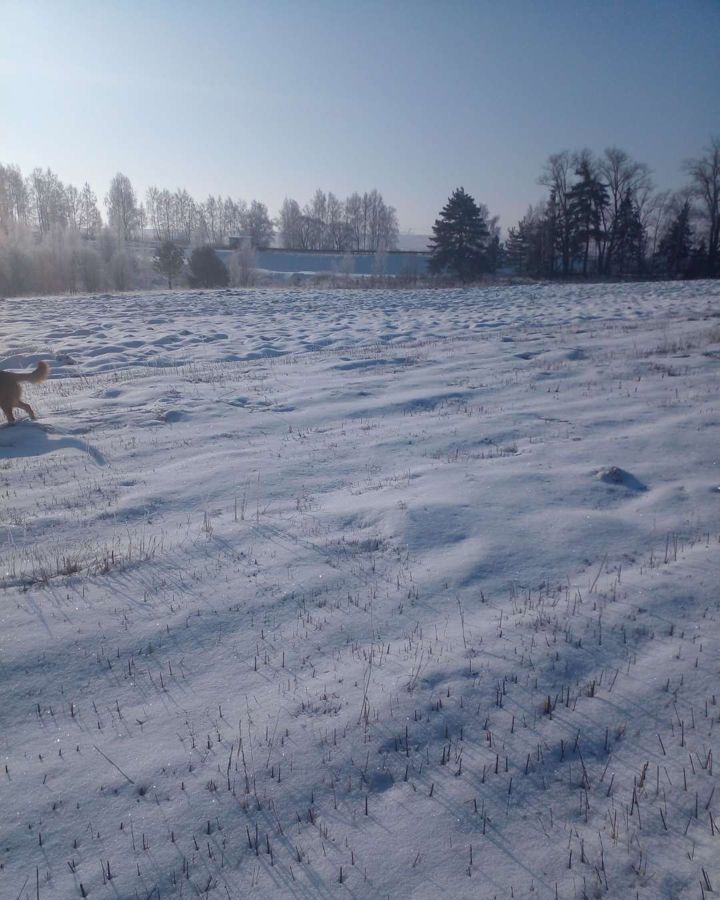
[689,238,708,278]
[187,245,230,288]
[153,240,185,289]
[428,188,489,282]
[504,225,526,274]
[567,160,608,277]
[543,190,559,277]
[657,201,693,278]
[612,190,645,277]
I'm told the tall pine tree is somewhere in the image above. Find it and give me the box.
[428,188,489,282]
[504,225,526,273]
[612,190,645,277]
[657,201,693,278]
[567,159,608,277]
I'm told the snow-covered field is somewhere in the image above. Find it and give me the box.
[1,281,719,900]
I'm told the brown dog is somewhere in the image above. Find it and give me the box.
[0,361,50,424]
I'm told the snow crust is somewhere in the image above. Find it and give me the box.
[1,281,719,899]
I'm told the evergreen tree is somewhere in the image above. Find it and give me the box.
[187,245,229,288]
[486,233,503,273]
[539,153,574,277]
[689,238,708,278]
[506,204,556,278]
[567,159,608,276]
[153,240,185,288]
[504,225,526,273]
[683,137,720,276]
[657,201,693,278]
[543,190,559,277]
[612,190,645,277]
[428,188,490,281]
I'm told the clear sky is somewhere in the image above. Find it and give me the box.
[2,0,718,235]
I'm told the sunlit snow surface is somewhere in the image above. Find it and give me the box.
[1,281,719,899]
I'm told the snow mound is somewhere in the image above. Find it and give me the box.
[596,465,647,491]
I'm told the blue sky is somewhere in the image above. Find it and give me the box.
[2,0,718,234]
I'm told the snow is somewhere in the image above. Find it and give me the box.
[1,280,719,899]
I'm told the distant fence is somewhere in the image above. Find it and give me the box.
[218,248,431,277]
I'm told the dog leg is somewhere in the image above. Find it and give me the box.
[1,403,16,424]
[17,401,36,420]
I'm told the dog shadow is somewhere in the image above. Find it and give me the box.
[0,422,107,466]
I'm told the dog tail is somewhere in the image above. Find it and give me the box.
[16,361,50,383]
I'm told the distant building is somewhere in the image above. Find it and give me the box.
[216,247,431,277]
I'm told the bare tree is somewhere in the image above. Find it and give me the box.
[203,195,222,245]
[278,197,303,248]
[326,192,350,250]
[64,184,81,230]
[105,172,139,241]
[173,189,198,243]
[229,243,257,286]
[344,192,362,251]
[684,136,720,275]
[641,190,672,260]
[145,186,161,239]
[28,168,67,234]
[244,200,274,249]
[598,148,653,275]
[539,152,574,276]
[136,202,147,240]
[221,197,246,243]
[310,188,327,245]
[342,190,398,252]
[155,189,176,241]
[0,163,29,232]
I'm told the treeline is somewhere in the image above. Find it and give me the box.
[144,187,399,252]
[2,138,718,296]
[0,164,399,295]
[0,164,149,295]
[504,139,720,280]
[278,190,398,252]
[0,166,287,249]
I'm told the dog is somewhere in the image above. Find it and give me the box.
[0,361,50,424]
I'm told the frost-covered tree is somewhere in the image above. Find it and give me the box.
[339,190,398,252]
[244,200,274,249]
[105,173,138,241]
[28,168,68,235]
[325,192,349,250]
[153,240,185,288]
[0,163,29,232]
[145,187,161,239]
[79,183,102,239]
[222,197,246,243]
[136,202,147,240]
[229,244,257,286]
[64,184,81,231]
[110,245,136,290]
[175,189,197,242]
[278,197,303,249]
[203,195,223,245]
